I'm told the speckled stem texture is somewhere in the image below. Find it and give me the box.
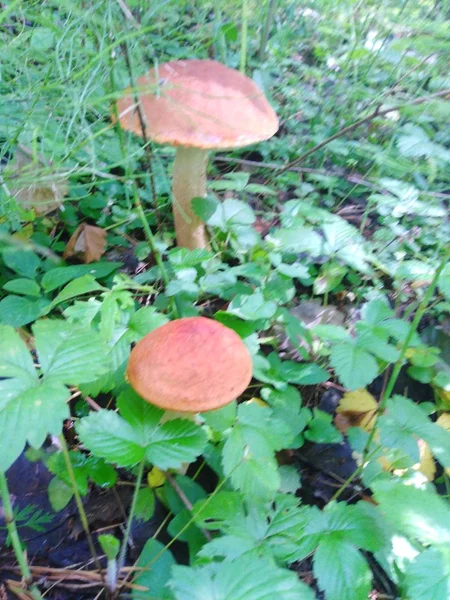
[173,147,209,249]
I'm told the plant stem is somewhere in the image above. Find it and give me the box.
[59,435,104,578]
[276,87,450,175]
[118,458,145,570]
[362,256,448,458]
[258,0,277,62]
[0,472,43,600]
[240,0,249,73]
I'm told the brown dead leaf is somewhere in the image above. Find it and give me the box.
[6,145,68,216]
[335,389,378,433]
[63,224,107,263]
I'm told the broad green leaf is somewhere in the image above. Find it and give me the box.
[207,199,255,231]
[133,538,175,600]
[76,410,145,467]
[374,482,450,545]
[0,379,70,472]
[33,320,109,385]
[135,487,156,522]
[305,409,342,444]
[280,361,329,385]
[2,247,40,278]
[191,196,220,222]
[404,547,450,600]
[0,295,50,327]
[98,534,120,560]
[48,477,73,511]
[0,325,36,380]
[41,262,122,292]
[314,538,371,600]
[127,307,169,340]
[3,278,41,297]
[228,292,277,320]
[79,391,207,469]
[169,555,315,600]
[330,342,379,389]
[49,275,104,308]
[270,227,323,256]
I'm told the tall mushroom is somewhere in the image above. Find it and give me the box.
[116,59,278,249]
[126,317,253,413]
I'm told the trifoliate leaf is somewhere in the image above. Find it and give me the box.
[169,555,315,600]
[330,342,378,390]
[78,390,207,469]
[314,538,371,600]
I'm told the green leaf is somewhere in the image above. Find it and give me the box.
[404,547,450,600]
[48,477,73,511]
[228,292,277,321]
[330,342,379,390]
[191,196,221,222]
[133,538,175,600]
[0,379,70,472]
[79,391,207,470]
[280,361,329,385]
[374,482,450,545]
[99,534,120,560]
[439,264,450,300]
[76,410,145,467]
[2,247,40,278]
[169,555,315,600]
[305,409,343,444]
[207,199,255,231]
[3,278,41,297]
[41,262,122,292]
[0,295,50,327]
[49,275,104,308]
[271,227,323,256]
[0,325,36,380]
[33,320,110,385]
[314,538,371,600]
[135,487,156,522]
[127,307,169,340]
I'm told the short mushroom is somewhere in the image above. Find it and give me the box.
[126,317,253,413]
[116,59,278,249]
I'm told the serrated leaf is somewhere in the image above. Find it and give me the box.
[169,555,315,600]
[78,391,207,470]
[127,307,169,340]
[0,295,50,327]
[330,342,379,390]
[374,482,450,545]
[0,379,70,472]
[404,547,450,600]
[314,538,371,600]
[33,320,109,385]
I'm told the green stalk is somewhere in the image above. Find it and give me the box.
[59,435,104,577]
[331,255,448,501]
[362,256,448,459]
[118,458,145,570]
[240,0,249,73]
[258,0,277,62]
[0,472,43,600]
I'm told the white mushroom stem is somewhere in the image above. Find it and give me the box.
[172,147,209,249]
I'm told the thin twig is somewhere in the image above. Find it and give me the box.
[276,87,450,175]
[165,473,212,541]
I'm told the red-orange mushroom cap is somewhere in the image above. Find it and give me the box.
[126,317,253,413]
[115,59,278,250]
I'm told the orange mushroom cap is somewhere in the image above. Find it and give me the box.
[126,317,253,412]
[116,59,278,149]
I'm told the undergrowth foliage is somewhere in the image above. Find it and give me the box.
[1,1,450,599]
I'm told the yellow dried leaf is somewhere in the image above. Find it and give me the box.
[247,397,269,408]
[336,389,378,432]
[147,467,166,488]
[63,224,107,264]
[417,439,436,482]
